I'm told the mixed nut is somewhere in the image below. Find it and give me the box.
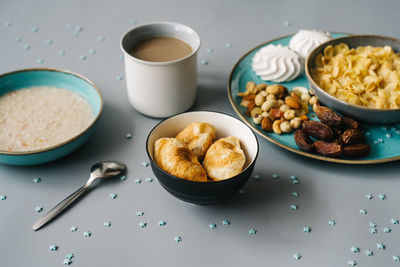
[238,81,371,158]
[294,106,371,157]
[238,81,316,134]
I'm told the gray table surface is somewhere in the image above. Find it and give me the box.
[1,0,400,266]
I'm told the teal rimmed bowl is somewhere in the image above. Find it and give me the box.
[0,68,103,165]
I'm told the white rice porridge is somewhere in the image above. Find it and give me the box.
[0,86,94,152]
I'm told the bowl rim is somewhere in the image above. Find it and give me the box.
[0,67,103,156]
[305,34,400,112]
[145,110,259,184]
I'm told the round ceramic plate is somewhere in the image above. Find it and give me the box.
[228,33,400,164]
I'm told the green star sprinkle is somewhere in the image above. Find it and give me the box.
[303,227,311,233]
[222,219,231,226]
[364,250,373,256]
[272,173,279,180]
[125,133,132,139]
[174,236,182,242]
[63,259,71,265]
[383,227,391,233]
[369,228,377,234]
[66,254,74,260]
[378,194,387,200]
[49,244,58,251]
[393,256,400,262]
[291,192,300,197]
[83,231,91,237]
[158,220,166,226]
[391,218,399,224]
[70,226,77,232]
[365,194,373,199]
[35,206,43,213]
[347,260,357,266]
[209,223,217,229]
[292,253,301,260]
[0,195,6,200]
[350,246,360,253]
[328,220,336,226]
[376,243,385,250]
[33,177,41,183]
[290,204,298,210]
[139,222,147,228]
[248,228,257,235]
[104,221,111,227]
[134,178,141,184]
[136,211,144,216]
[359,209,367,215]
[109,193,117,199]
[120,175,127,181]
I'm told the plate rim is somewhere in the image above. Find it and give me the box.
[227,32,400,164]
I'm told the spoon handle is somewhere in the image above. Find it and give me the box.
[32,183,90,231]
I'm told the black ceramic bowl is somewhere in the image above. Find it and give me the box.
[146,111,259,205]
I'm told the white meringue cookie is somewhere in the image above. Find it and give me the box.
[251,44,303,83]
[289,29,332,59]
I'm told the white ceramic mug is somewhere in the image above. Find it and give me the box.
[120,22,201,118]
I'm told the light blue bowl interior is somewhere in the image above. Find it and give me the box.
[0,69,102,165]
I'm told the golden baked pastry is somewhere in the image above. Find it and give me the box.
[176,122,216,160]
[154,137,207,182]
[202,136,246,181]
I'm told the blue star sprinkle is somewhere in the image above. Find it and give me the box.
[37,59,44,64]
[130,19,137,25]
[139,222,147,228]
[49,244,58,251]
[104,221,111,227]
[70,226,78,232]
[272,173,280,180]
[369,222,377,228]
[328,220,336,226]
[365,194,373,199]
[292,253,301,260]
[33,177,41,183]
[98,36,105,42]
[0,195,6,200]
[291,178,299,184]
[290,204,298,210]
[369,228,377,234]
[16,37,22,42]
[378,194,387,200]
[222,219,231,226]
[391,218,399,224]
[248,228,257,235]
[207,48,214,53]
[4,21,12,27]
[201,60,208,65]
[158,220,166,226]
[359,209,367,215]
[351,247,360,253]
[145,177,153,183]
[141,161,149,167]
[83,231,91,237]
[393,256,400,262]
[66,254,74,260]
[75,26,83,32]
[209,223,217,229]
[88,49,96,55]
[125,133,132,139]
[116,76,123,81]
[79,55,86,60]
[136,211,144,216]
[174,236,182,242]
[31,27,39,33]
[120,175,127,181]
[35,206,43,213]
[63,259,72,265]
[45,39,53,45]
[58,50,66,56]
[252,174,261,181]
[134,178,142,184]
[376,243,385,250]
[225,43,232,48]
[347,260,357,266]
[23,44,31,50]
[291,192,300,197]
[383,227,391,233]
[109,193,117,199]
[364,250,373,256]
[303,227,311,233]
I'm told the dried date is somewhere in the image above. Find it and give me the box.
[315,106,342,127]
[314,140,343,157]
[342,129,364,145]
[341,116,360,129]
[294,129,314,152]
[343,143,371,157]
[302,121,334,141]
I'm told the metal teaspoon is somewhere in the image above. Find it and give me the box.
[32,161,127,231]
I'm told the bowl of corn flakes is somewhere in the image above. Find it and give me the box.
[305,34,400,123]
